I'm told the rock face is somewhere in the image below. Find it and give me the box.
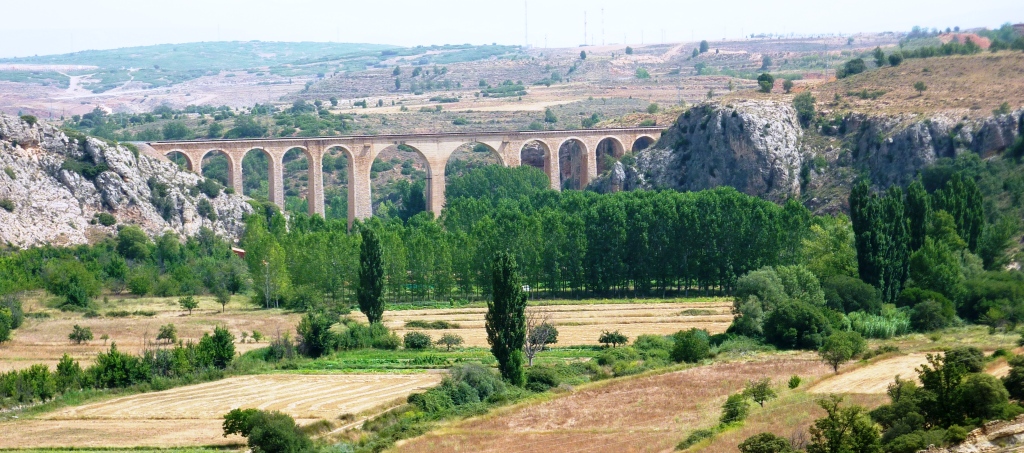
[590,100,804,202]
[590,100,1023,213]
[924,414,1024,452]
[0,114,252,248]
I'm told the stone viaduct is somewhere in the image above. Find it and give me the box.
[145,127,661,225]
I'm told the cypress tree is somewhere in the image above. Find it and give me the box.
[905,179,930,251]
[357,229,385,324]
[879,186,910,304]
[486,251,527,386]
[849,180,877,285]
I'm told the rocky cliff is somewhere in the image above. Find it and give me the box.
[591,100,1024,213]
[591,100,804,202]
[0,114,252,248]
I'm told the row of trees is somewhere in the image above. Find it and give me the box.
[239,166,815,310]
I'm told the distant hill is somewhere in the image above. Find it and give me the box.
[0,41,522,93]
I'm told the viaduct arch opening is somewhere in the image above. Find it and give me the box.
[596,137,625,175]
[558,138,587,190]
[321,146,352,221]
[241,148,272,199]
[281,147,312,215]
[521,139,557,190]
[373,144,429,219]
[445,142,502,178]
[632,135,656,152]
[166,151,191,171]
[200,150,231,187]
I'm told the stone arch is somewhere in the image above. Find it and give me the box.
[321,144,355,222]
[240,147,276,201]
[595,136,626,175]
[631,135,657,152]
[372,143,432,217]
[520,139,558,190]
[281,146,315,215]
[165,150,192,171]
[557,137,588,190]
[445,141,503,178]
[199,149,233,187]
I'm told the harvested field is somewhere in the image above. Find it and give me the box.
[396,355,831,453]
[809,353,930,394]
[0,373,440,448]
[387,301,733,347]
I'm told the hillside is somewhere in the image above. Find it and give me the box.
[0,114,251,248]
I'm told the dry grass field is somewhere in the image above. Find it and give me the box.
[809,353,930,394]
[388,301,733,347]
[0,294,301,372]
[395,355,831,453]
[0,373,441,448]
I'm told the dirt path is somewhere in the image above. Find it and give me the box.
[809,354,929,394]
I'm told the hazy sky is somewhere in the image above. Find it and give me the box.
[0,0,1019,58]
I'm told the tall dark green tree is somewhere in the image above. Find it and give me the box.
[357,229,385,324]
[486,251,527,386]
[932,172,984,252]
[905,179,930,251]
[849,181,910,304]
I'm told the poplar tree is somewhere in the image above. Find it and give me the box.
[486,251,527,386]
[933,173,984,252]
[905,179,930,251]
[357,229,385,324]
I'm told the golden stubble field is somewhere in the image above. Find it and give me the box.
[387,301,734,348]
[0,373,441,448]
[395,355,832,453]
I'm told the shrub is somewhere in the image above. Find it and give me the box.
[822,275,880,314]
[744,378,778,407]
[20,114,37,127]
[1003,355,1024,400]
[782,79,794,94]
[757,73,775,93]
[222,408,312,453]
[197,326,235,369]
[404,331,433,350]
[97,212,116,226]
[43,259,101,307]
[671,328,711,363]
[525,366,560,392]
[196,178,221,198]
[0,309,11,343]
[69,324,93,344]
[738,432,795,453]
[91,343,150,388]
[178,295,198,315]
[197,198,217,221]
[910,299,954,332]
[914,81,927,94]
[647,103,659,114]
[296,312,336,358]
[721,393,751,424]
[944,425,968,444]
[596,346,640,366]
[788,375,801,389]
[1,295,23,330]
[959,373,1010,420]
[678,428,716,450]
[0,198,13,212]
[764,301,831,350]
[888,52,904,66]
[405,320,460,329]
[156,323,177,344]
[837,58,866,78]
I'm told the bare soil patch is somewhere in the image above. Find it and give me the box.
[809,353,929,394]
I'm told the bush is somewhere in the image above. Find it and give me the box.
[296,312,335,358]
[757,73,775,93]
[764,301,831,350]
[1003,355,1024,400]
[823,275,880,314]
[97,212,116,226]
[222,408,312,453]
[837,58,866,78]
[69,324,93,344]
[788,375,801,389]
[678,428,716,450]
[91,343,150,388]
[959,373,1010,420]
[888,52,904,66]
[721,393,751,424]
[910,300,954,332]
[196,178,221,198]
[672,328,711,363]
[525,366,560,392]
[0,198,13,212]
[738,432,795,453]
[1,295,23,330]
[793,92,815,127]
[43,259,101,307]
[156,323,177,344]
[404,331,433,350]
[405,320,460,329]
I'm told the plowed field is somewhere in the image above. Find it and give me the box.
[0,373,440,448]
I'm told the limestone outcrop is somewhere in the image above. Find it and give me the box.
[0,114,251,248]
[590,100,804,202]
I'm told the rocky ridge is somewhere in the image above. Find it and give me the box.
[0,114,252,248]
[591,100,1024,213]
